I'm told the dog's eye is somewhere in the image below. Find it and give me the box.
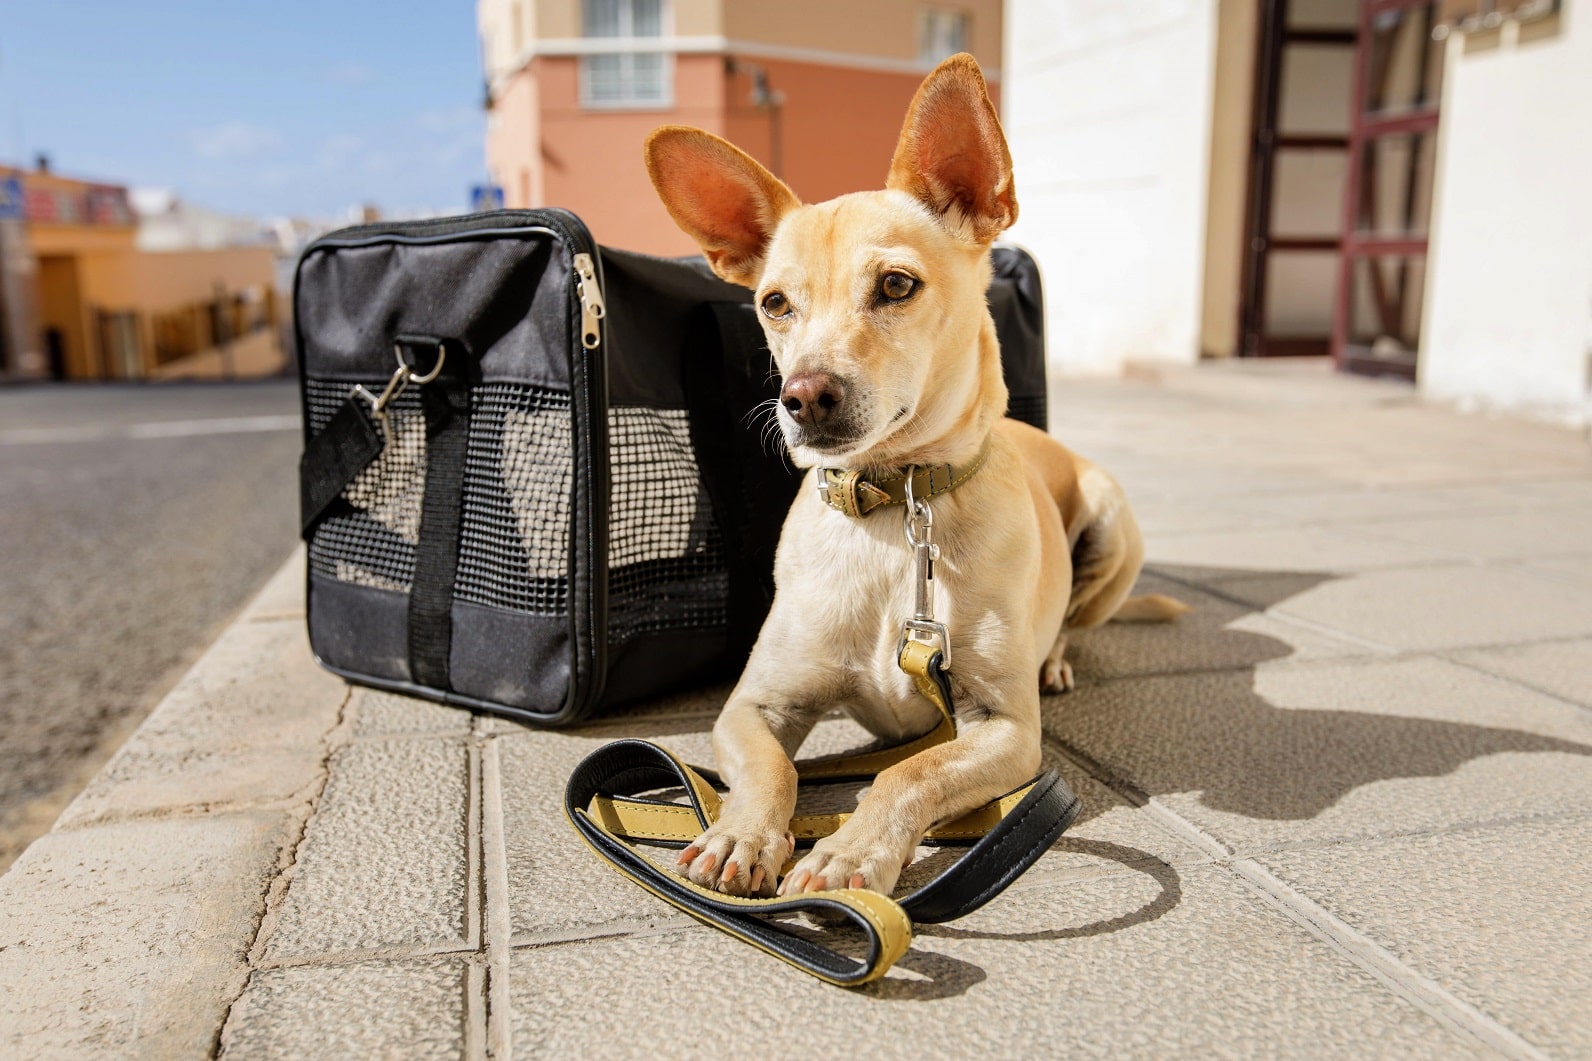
[760,291,790,319]
[879,272,918,302]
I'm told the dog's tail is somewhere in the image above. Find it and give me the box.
[1111,594,1191,623]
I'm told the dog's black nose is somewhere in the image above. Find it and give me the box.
[780,373,845,427]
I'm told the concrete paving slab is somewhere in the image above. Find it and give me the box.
[241,546,307,622]
[1113,464,1328,503]
[1122,495,1264,537]
[1042,656,1592,853]
[1353,509,1592,562]
[1450,638,1592,710]
[1216,484,1529,528]
[1223,563,1592,651]
[1065,573,1376,685]
[261,739,471,962]
[506,864,1468,1058]
[1515,553,1592,595]
[219,957,471,1060]
[588,680,733,723]
[496,717,714,940]
[0,811,294,1058]
[1146,524,1458,574]
[1486,476,1592,506]
[55,618,345,828]
[9,363,1591,1057]
[349,688,474,739]
[1257,816,1592,1057]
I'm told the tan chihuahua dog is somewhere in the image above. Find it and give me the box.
[645,54,1185,900]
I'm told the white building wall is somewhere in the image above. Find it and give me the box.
[1421,10,1592,427]
[1003,0,1219,374]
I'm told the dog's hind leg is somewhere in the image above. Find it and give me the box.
[1040,631,1074,694]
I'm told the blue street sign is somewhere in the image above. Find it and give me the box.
[470,184,505,212]
[0,177,22,221]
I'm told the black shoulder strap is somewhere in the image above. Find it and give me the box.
[298,351,472,692]
[299,396,384,537]
[407,377,471,690]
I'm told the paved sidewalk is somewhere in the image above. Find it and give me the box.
[3,360,1591,1057]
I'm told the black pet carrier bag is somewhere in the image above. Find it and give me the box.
[295,208,1047,726]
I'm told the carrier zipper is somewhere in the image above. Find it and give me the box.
[573,252,606,350]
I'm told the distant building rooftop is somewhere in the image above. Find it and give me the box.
[130,188,274,252]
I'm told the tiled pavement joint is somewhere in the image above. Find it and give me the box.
[1224,858,1548,1060]
[467,739,484,954]
[1044,735,1548,1059]
[480,734,514,1059]
[219,683,356,1051]
[1442,648,1592,722]
[508,916,701,952]
[465,956,488,1060]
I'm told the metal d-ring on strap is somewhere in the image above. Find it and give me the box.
[899,464,953,670]
[352,341,447,445]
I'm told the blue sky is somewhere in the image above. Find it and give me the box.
[1,1,488,219]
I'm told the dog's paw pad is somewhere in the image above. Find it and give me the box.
[779,843,901,898]
[1040,658,1075,695]
[674,824,790,897]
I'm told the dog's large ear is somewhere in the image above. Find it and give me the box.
[645,126,800,287]
[886,53,1017,244]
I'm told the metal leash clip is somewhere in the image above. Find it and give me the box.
[899,466,951,670]
[352,341,447,447]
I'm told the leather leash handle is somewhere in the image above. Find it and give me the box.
[900,768,1080,924]
[564,739,1083,985]
[565,740,912,987]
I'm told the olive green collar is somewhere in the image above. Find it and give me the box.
[816,438,991,518]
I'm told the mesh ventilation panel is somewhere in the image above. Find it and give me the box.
[305,381,426,592]
[305,380,728,644]
[1006,393,1047,432]
[606,407,727,643]
[458,384,574,614]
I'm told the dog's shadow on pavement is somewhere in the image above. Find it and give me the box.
[887,562,1589,998]
[596,562,1592,999]
[1057,563,1592,825]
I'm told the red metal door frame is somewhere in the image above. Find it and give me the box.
[1239,0,1356,358]
[1332,0,1440,380]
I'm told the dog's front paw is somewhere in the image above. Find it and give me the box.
[778,838,906,897]
[674,822,794,897]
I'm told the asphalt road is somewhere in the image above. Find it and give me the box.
[0,380,302,870]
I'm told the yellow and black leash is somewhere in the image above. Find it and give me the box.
[564,640,1082,986]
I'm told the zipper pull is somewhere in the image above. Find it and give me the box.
[573,252,606,350]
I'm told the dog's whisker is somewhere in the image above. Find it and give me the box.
[742,397,781,429]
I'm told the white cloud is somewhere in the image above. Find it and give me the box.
[190,122,282,159]
[316,133,368,169]
[327,63,377,87]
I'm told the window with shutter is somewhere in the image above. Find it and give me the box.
[581,0,671,108]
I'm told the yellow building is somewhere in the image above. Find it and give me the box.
[0,164,279,382]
